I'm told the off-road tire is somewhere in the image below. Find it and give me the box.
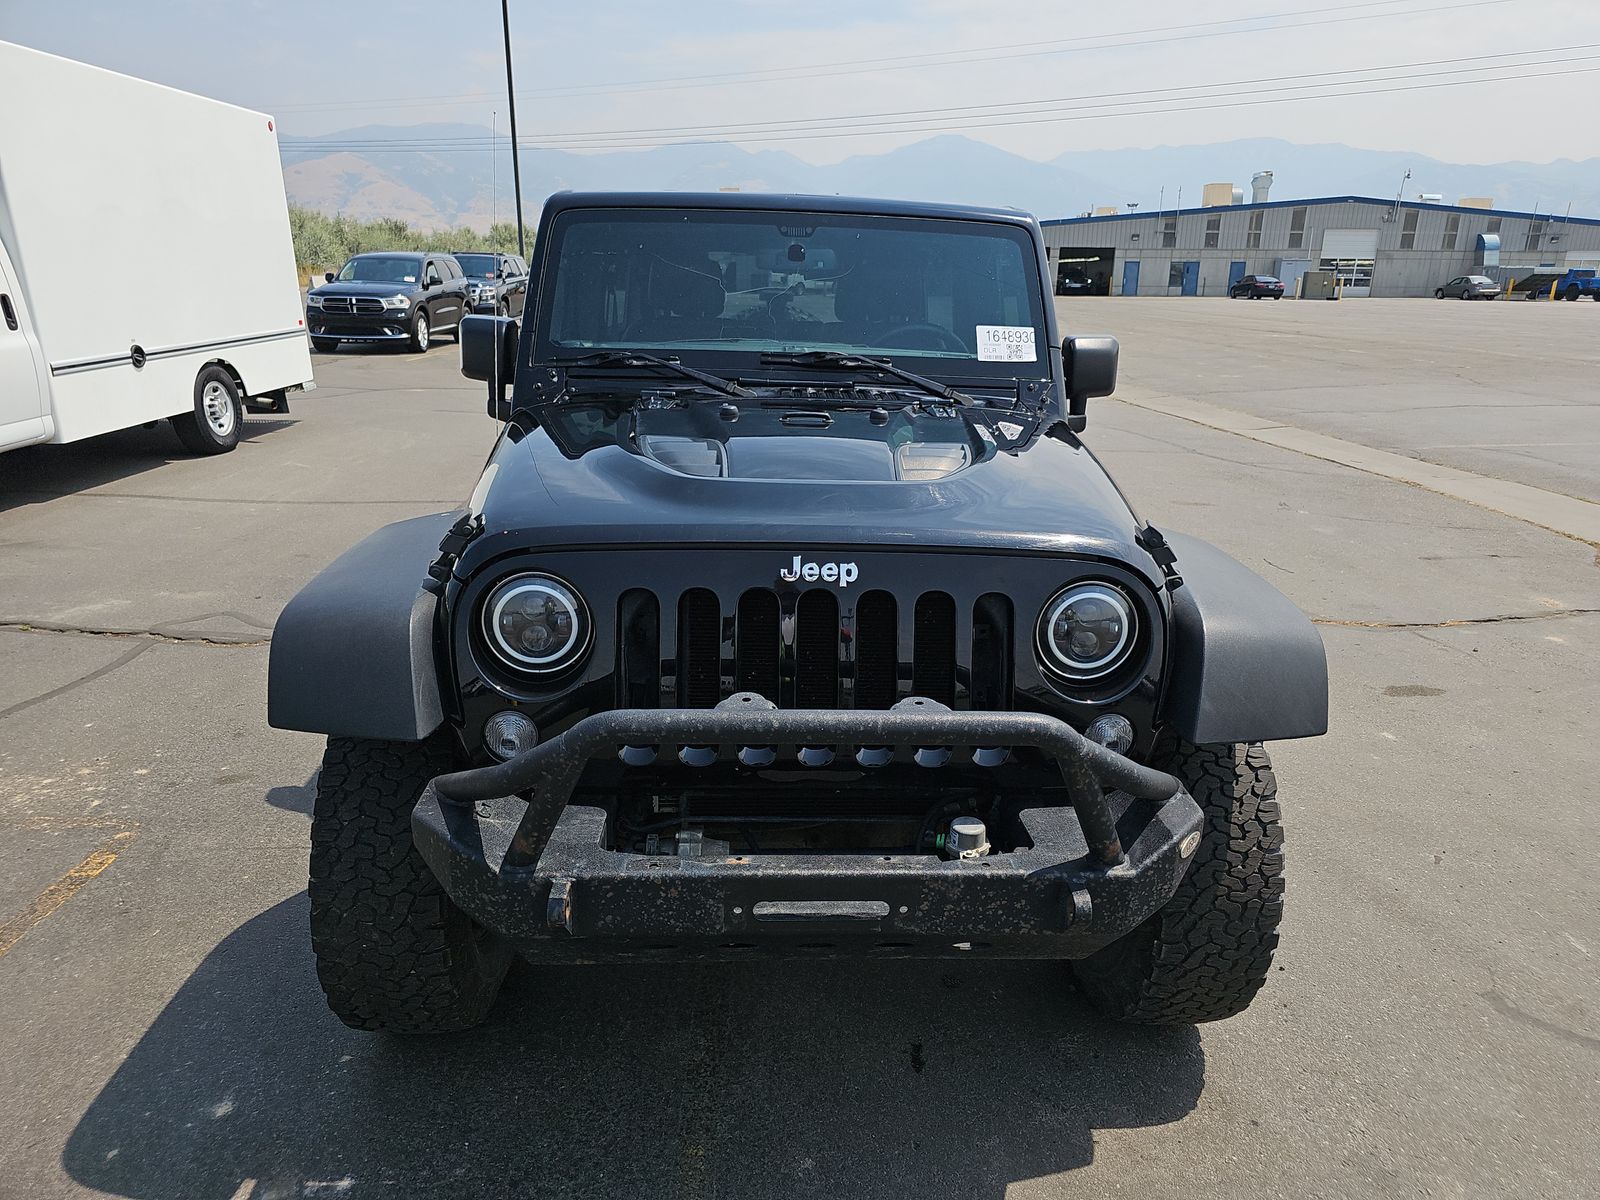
[172,364,242,455]
[1564,285,1581,301]
[1071,739,1284,1024]
[308,735,513,1033]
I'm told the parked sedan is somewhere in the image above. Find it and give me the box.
[1435,275,1499,300]
[452,251,528,317]
[1229,274,1285,299]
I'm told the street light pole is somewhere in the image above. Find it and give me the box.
[500,0,526,258]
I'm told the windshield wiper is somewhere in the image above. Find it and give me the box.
[759,351,975,406]
[553,351,753,398]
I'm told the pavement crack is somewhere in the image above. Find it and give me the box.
[1314,608,1600,630]
[0,643,153,721]
[0,620,269,647]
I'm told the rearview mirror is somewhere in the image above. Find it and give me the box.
[460,314,520,420]
[1061,335,1118,432]
[323,271,335,283]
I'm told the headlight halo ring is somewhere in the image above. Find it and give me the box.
[1036,580,1139,683]
[480,571,592,676]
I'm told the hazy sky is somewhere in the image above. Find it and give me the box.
[4,0,1599,164]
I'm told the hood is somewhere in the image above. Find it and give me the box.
[458,420,1157,581]
[312,279,421,297]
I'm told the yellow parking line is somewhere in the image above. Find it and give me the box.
[0,829,136,958]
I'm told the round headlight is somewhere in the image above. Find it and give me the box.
[1038,582,1138,682]
[481,573,591,675]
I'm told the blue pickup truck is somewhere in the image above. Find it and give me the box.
[1556,269,1600,301]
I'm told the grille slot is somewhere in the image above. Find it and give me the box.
[617,589,660,708]
[678,589,722,707]
[795,590,840,707]
[912,592,957,707]
[735,589,780,699]
[969,593,1013,711]
[853,590,898,709]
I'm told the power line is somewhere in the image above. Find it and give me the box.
[279,44,1600,150]
[279,63,1600,154]
[262,0,1511,115]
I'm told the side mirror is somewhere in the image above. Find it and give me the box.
[460,314,520,421]
[1061,335,1118,432]
[323,271,335,283]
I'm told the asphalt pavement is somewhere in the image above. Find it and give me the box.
[1,301,1596,1199]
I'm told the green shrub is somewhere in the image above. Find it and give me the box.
[290,206,526,275]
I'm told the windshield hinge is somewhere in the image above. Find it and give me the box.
[1137,524,1183,591]
[424,512,484,594]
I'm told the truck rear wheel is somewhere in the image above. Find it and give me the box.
[309,734,513,1033]
[172,365,242,454]
[1071,738,1284,1024]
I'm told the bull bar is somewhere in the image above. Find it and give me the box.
[411,694,1205,960]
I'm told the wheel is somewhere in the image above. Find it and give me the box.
[171,365,243,455]
[309,735,513,1033]
[496,300,510,318]
[1071,739,1284,1024]
[409,309,431,352]
[1434,289,1444,299]
[1564,286,1581,301]
[311,336,339,353]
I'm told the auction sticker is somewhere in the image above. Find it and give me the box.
[975,325,1037,362]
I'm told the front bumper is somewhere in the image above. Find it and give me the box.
[411,696,1205,961]
[307,311,412,341]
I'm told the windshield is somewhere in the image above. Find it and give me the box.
[337,256,421,284]
[455,254,499,277]
[536,208,1047,370]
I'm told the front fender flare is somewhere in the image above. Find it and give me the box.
[267,512,457,740]
[1161,532,1328,744]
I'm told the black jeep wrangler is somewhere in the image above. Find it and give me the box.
[269,192,1327,1034]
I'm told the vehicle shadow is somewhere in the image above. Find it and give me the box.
[63,896,1205,1200]
[0,419,297,514]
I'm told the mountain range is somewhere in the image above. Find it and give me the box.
[279,125,1600,230]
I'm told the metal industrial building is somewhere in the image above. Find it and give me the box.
[1041,195,1600,298]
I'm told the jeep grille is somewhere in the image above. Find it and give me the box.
[615,586,1014,710]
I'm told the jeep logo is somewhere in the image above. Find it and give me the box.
[779,554,859,588]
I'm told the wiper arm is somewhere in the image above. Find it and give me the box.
[760,351,975,406]
[553,350,754,398]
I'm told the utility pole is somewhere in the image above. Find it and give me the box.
[500,0,526,258]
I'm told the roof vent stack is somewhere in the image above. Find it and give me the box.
[1251,171,1274,203]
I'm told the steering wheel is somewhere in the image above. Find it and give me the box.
[874,323,968,353]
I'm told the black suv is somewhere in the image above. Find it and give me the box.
[307,252,470,353]
[270,192,1327,1035]
[452,251,529,317]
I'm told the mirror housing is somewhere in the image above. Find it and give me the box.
[1061,335,1119,432]
[460,314,521,421]
[323,271,335,283]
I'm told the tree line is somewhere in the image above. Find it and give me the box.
[289,206,525,273]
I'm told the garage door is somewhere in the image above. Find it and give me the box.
[1320,228,1379,296]
[1321,229,1379,260]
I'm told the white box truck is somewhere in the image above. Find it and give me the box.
[0,41,314,455]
